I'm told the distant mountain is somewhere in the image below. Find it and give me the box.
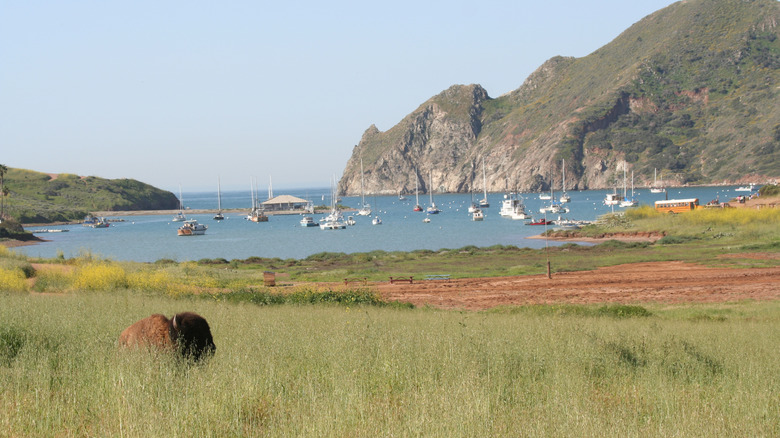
[1,168,179,223]
[339,0,780,196]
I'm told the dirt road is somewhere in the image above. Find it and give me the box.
[369,256,780,310]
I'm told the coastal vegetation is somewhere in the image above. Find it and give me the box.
[0,167,178,223]
[0,200,779,435]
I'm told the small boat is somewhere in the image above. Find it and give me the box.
[177,219,207,236]
[619,170,638,207]
[248,209,269,222]
[540,203,570,214]
[500,192,527,218]
[735,183,757,192]
[357,158,372,216]
[319,217,347,230]
[346,216,357,226]
[472,208,484,221]
[372,215,382,225]
[423,216,431,223]
[173,185,187,222]
[526,218,552,226]
[650,168,666,193]
[413,174,423,211]
[604,192,622,206]
[300,216,317,227]
[214,177,225,220]
[559,159,571,203]
[426,171,440,214]
[398,191,407,201]
[479,159,490,208]
[89,217,110,228]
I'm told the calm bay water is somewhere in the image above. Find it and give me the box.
[14,185,747,262]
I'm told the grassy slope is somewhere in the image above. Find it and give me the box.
[2,168,179,223]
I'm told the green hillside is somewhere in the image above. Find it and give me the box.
[0,168,179,223]
[340,0,780,195]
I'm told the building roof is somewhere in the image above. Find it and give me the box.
[262,195,309,205]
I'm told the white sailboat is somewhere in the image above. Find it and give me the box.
[413,173,423,212]
[173,184,187,222]
[620,170,638,207]
[214,177,225,220]
[479,158,490,208]
[426,171,440,214]
[357,158,372,216]
[320,176,346,230]
[247,177,268,222]
[650,168,666,193]
[559,159,571,203]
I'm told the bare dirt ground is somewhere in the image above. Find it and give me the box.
[367,256,780,310]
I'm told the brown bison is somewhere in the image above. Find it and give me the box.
[119,312,215,361]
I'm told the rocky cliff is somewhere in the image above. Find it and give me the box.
[339,0,780,196]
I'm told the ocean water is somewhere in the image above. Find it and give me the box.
[14,185,749,262]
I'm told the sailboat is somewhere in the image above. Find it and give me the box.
[619,169,638,207]
[247,177,268,222]
[357,158,372,216]
[426,171,440,214]
[413,172,423,212]
[479,158,490,208]
[650,168,666,193]
[213,177,225,220]
[173,185,187,222]
[320,176,346,230]
[539,165,552,200]
[559,159,571,203]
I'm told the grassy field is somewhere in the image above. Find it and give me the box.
[1,203,779,436]
[2,292,780,437]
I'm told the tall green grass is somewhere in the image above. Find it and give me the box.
[2,293,779,436]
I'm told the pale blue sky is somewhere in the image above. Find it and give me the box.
[1,0,677,192]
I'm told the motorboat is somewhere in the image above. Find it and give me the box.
[500,192,526,217]
[319,217,347,230]
[423,216,431,223]
[604,192,622,206]
[89,217,110,228]
[177,219,207,236]
[472,209,484,221]
[372,215,383,225]
[540,203,570,214]
[346,216,356,226]
[735,183,757,192]
[526,218,552,226]
[300,216,318,227]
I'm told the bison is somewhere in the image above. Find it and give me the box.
[119,312,215,361]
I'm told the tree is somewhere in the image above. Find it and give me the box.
[0,164,6,222]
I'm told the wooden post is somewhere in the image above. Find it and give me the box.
[546,261,552,279]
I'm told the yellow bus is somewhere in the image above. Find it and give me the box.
[654,198,700,213]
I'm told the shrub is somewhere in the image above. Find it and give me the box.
[0,268,28,292]
[73,263,128,291]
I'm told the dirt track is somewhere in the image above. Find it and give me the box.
[369,257,780,310]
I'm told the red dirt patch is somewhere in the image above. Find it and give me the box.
[370,261,780,310]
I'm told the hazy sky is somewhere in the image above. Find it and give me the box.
[1,0,677,192]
